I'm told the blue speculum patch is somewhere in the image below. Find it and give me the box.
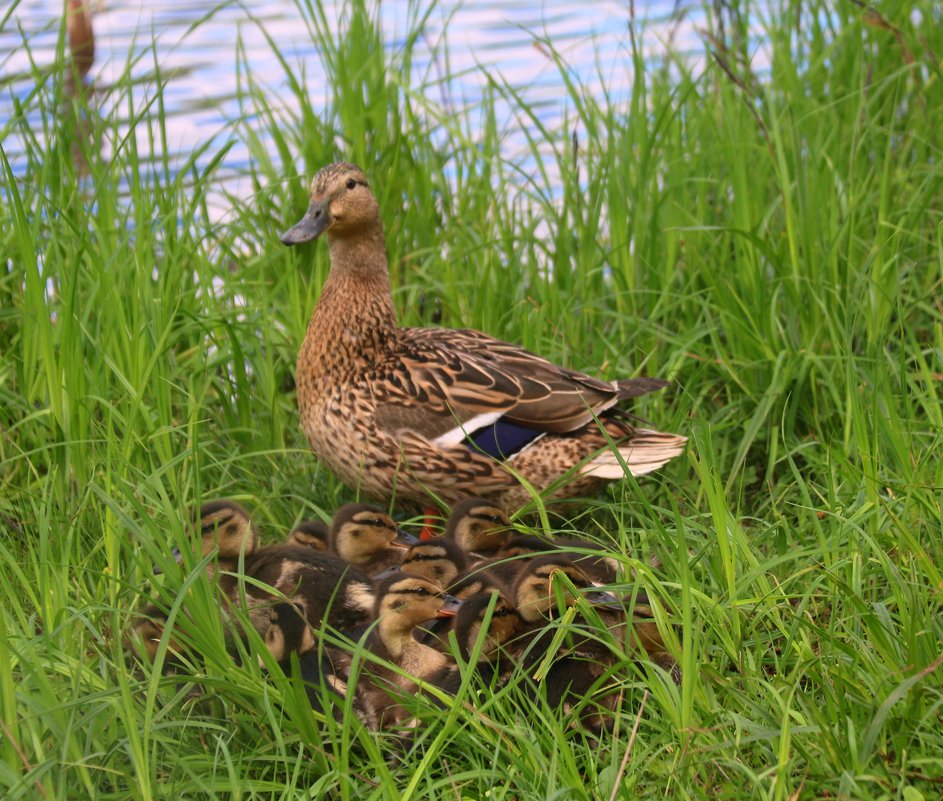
[463,418,543,460]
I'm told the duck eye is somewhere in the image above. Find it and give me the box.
[415,587,429,596]
[346,178,357,190]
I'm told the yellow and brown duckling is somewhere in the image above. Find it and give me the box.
[354,573,461,729]
[282,162,686,509]
[328,503,419,575]
[444,497,514,559]
[187,500,376,640]
[286,519,330,551]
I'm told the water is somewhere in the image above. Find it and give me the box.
[1,0,706,218]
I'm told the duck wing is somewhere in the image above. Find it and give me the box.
[373,327,667,447]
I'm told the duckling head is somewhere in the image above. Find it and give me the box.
[193,500,258,562]
[453,590,521,662]
[262,601,315,664]
[329,503,418,568]
[286,519,330,551]
[397,539,467,587]
[446,497,512,556]
[280,162,380,245]
[374,573,461,657]
[511,555,619,624]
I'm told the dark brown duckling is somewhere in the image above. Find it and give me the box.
[354,573,461,730]
[262,601,348,718]
[329,503,419,576]
[445,497,513,559]
[508,555,628,732]
[286,519,330,551]
[187,500,376,642]
[428,590,522,695]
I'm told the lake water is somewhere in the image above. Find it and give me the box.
[1,0,708,218]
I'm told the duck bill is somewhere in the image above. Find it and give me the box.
[392,529,420,548]
[280,201,330,245]
[372,565,401,581]
[436,595,462,618]
[585,590,624,610]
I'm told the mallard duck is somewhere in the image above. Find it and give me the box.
[353,573,461,729]
[328,503,419,575]
[286,519,330,551]
[281,162,686,509]
[188,500,376,639]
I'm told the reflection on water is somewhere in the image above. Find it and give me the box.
[1,0,704,216]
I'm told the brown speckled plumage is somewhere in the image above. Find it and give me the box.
[283,162,686,509]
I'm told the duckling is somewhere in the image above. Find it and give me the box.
[188,500,376,642]
[508,555,629,732]
[396,538,468,587]
[262,601,347,717]
[286,519,330,551]
[126,604,182,668]
[354,573,461,729]
[282,162,685,509]
[428,590,522,695]
[445,497,513,559]
[329,503,419,576]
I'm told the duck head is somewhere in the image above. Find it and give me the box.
[511,555,620,624]
[394,539,468,587]
[374,573,461,658]
[182,500,258,564]
[446,497,513,556]
[281,162,380,245]
[453,590,521,661]
[329,503,418,568]
[286,519,330,551]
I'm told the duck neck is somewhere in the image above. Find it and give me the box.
[299,224,398,386]
[378,616,413,661]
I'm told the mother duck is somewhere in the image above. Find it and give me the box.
[281,162,685,509]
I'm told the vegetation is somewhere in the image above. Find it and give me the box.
[1,0,941,798]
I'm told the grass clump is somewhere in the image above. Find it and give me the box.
[2,0,943,798]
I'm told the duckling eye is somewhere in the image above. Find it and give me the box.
[415,587,430,596]
[346,178,357,190]
[486,515,504,524]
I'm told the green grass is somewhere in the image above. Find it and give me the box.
[2,0,942,797]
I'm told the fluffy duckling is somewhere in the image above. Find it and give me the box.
[262,601,348,717]
[354,573,461,729]
[508,555,628,731]
[445,497,514,559]
[190,500,376,641]
[451,590,521,664]
[428,590,522,695]
[329,503,419,576]
[396,538,468,587]
[126,604,182,669]
[286,519,330,551]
